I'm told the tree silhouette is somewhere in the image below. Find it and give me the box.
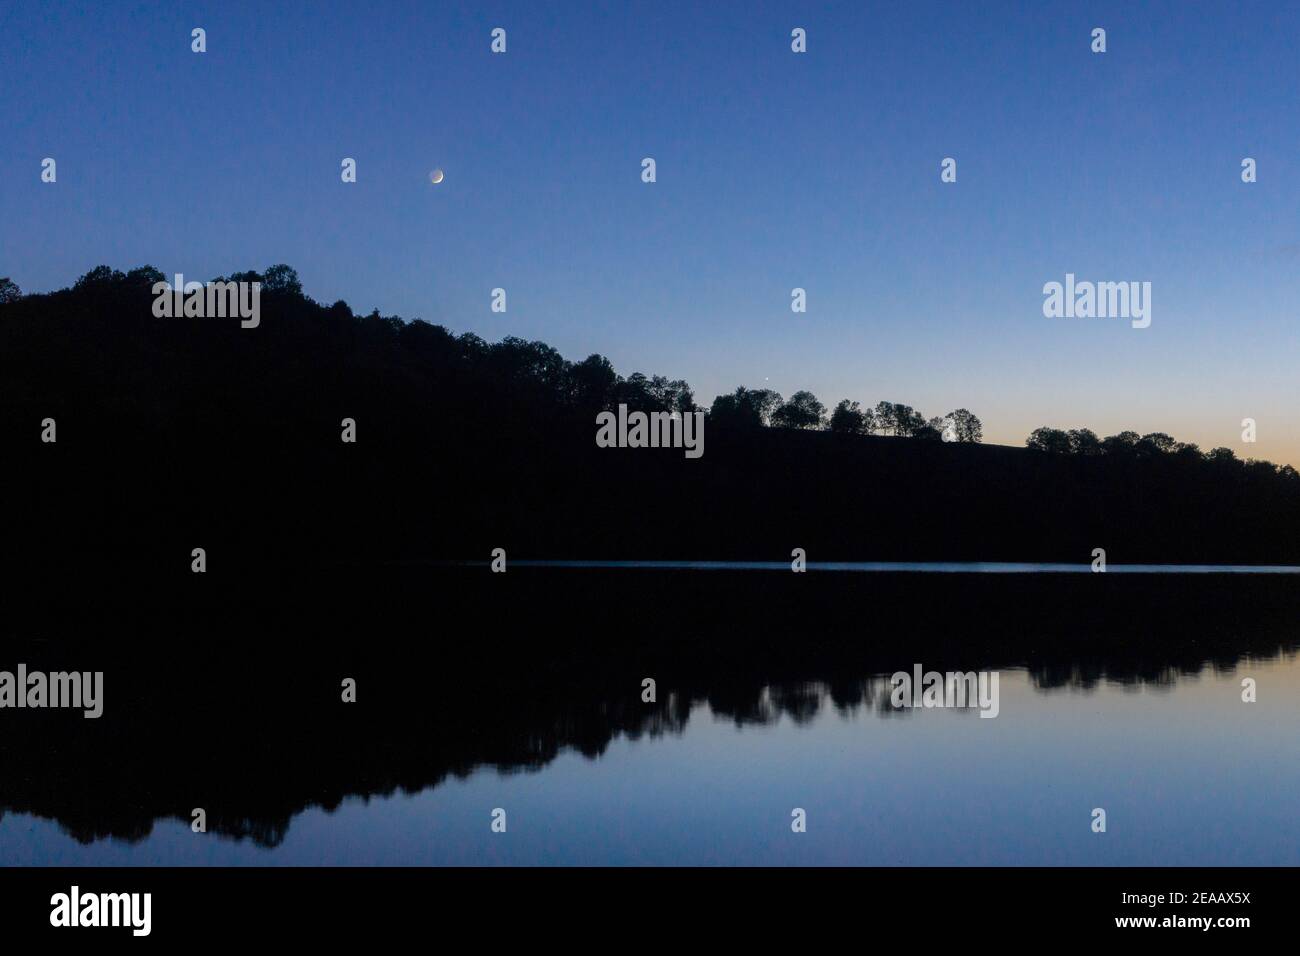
[829,399,869,434]
[943,408,983,443]
[911,420,942,440]
[890,403,926,437]
[710,387,782,429]
[872,401,897,435]
[1027,427,1072,454]
[1101,431,1141,455]
[615,373,694,413]
[1245,458,1278,479]
[74,265,125,288]
[771,390,826,429]
[871,401,925,436]
[126,266,164,289]
[569,354,618,410]
[1067,428,1102,455]
[262,264,303,295]
[1137,432,1177,456]
[1021,424,1296,484]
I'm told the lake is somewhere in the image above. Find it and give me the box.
[2,566,1297,865]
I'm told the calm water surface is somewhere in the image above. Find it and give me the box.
[3,566,1298,866]
[4,658,1296,865]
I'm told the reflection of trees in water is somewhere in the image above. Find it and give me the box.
[1028,645,1298,692]
[488,640,1300,778]
[2,640,1295,851]
[6,565,1300,853]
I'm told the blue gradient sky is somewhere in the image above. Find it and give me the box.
[3,1,1298,461]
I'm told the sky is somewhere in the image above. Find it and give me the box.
[2,0,1299,463]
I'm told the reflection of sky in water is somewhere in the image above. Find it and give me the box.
[4,655,1298,866]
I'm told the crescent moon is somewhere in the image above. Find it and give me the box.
[430,169,445,184]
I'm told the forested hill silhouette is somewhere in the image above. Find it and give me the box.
[3,265,1299,570]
